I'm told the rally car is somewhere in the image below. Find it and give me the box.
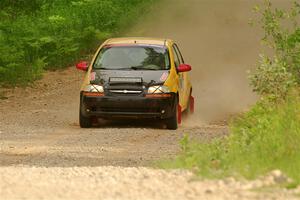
[76,37,194,130]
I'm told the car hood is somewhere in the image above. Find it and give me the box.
[92,70,170,86]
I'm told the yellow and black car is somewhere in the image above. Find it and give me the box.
[76,37,194,129]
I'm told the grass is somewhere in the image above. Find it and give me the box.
[161,90,300,186]
[0,0,156,86]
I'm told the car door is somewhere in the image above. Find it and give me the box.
[172,44,188,109]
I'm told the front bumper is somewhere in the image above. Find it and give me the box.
[80,92,176,119]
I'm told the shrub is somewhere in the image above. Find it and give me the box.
[249,55,296,99]
[165,92,300,184]
[250,0,300,98]
[227,91,300,181]
[0,0,155,86]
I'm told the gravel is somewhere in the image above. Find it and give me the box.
[0,62,298,200]
[1,167,299,200]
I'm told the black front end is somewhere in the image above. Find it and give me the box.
[80,76,176,119]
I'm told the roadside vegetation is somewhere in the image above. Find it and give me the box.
[0,0,154,86]
[164,0,300,186]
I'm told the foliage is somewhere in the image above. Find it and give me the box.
[249,55,296,99]
[163,92,300,184]
[250,0,300,99]
[0,0,155,86]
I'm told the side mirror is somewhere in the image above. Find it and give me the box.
[177,64,192,72]
[76,61,88,71]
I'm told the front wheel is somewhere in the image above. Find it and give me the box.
[79,110,92,128]
[166,99,181,130]
[79,95,92,128]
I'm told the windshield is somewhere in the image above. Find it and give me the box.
[93,45,170,70]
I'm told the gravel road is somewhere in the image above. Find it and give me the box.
[0,65,298,200]
[1,167,299,200]
[0,68,226,168]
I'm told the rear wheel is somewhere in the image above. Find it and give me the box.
[186,90,195,115]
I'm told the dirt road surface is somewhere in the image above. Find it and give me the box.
[0,0,298,199]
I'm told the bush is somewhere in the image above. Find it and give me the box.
[164,92,300,184]
[227,91,300,182]
[0,0,155,86]
[250,0,300,99]
[250,55,296,99]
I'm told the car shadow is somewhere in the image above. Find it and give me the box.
[92,118,165,129]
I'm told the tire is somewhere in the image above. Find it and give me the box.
[186,90,194,115]
[79,95,92,128]
[166,97,180,130]
[185,98,191,115]
[79,109,92,128]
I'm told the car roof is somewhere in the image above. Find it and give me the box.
[104,37,173,47]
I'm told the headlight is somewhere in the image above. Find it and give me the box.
[84,84,104,93]
[148,85,170,94]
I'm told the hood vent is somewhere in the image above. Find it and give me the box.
[109,77,143,84]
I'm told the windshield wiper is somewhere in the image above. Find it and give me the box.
[94,66,159,70]
[94,67,132,70]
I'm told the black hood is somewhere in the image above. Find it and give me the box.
[92,70,169,86]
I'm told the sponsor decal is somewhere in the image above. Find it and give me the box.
[160,72,169,81]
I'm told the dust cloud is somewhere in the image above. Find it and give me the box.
[126,0,288,124]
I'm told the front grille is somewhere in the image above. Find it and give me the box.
[109,90,142,94]
[105,83,145,96]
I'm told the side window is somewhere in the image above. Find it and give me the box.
[174,44,184,64]
[172,46,180,68]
